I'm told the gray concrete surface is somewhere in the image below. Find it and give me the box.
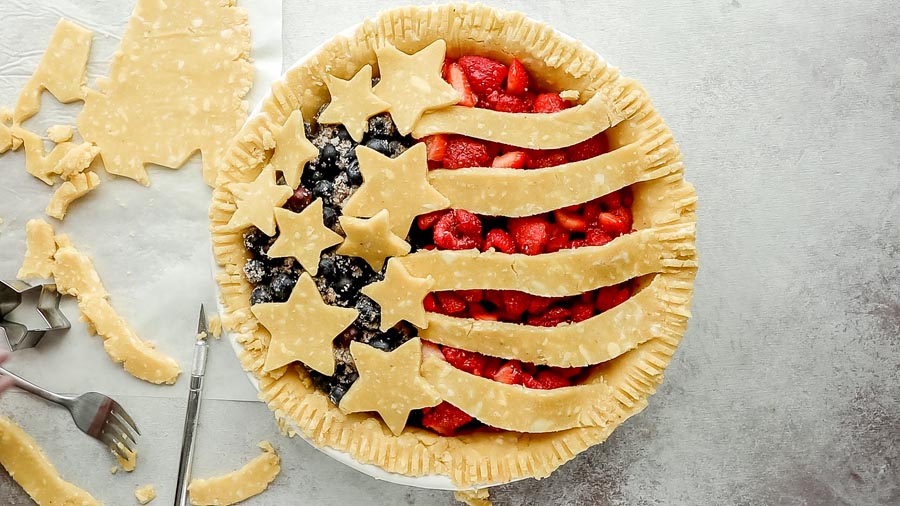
[2,0,899,505]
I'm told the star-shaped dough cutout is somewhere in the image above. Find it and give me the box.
[339,338,441,435]
[318,65,390,143]
[267,199,343,275]
[361,259,434,331]
[271,109,318,189]
[342,143,450,237]
[253,273,358,376]
[227,165,292,236]
[373,40,460,135]
[336,210,411,271]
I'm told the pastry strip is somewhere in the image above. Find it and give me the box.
[188,441,280,506]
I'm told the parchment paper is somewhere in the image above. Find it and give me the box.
[0,0,283,403]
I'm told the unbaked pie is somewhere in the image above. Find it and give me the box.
[210,3,697,487]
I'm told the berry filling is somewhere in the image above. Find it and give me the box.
[241,53,637,437]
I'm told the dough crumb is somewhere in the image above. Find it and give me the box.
[46,171,101,220]
[110,466,119,474]
[135,484,156,504]
[47,125,74,143]
[18,219,57,279]
[115,443,138,472]
[454,489,492,506]
[559,89,580,101]
[208,314,223,338]
[188,441,280,506]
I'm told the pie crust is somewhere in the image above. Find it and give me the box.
[210,4,696,487]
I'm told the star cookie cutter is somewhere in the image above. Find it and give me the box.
[0,280,70,351]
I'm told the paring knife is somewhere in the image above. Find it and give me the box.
[174,305,210,506]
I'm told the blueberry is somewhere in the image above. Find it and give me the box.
[345,158,363,186]
[243,228,272,257]
[318,256,337,279]
[365,138,392,156]
[322,205,338,228]
[336,127,353,144]
[355,297,380,330]
[243,258,268,284]
[367,113,396,138]
[388,140,408,157]
[312,180,334,200]
[304,121,316,139]
[321,143,338,162]
[329,383,348,405]
[270,272,298,301]
[250,285,274,305]
[366,335,392,352]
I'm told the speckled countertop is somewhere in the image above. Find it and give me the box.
[2,1,899,505]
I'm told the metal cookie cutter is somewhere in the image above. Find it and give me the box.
[0,280,70,350]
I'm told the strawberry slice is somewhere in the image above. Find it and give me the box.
[536,370,570,389]
[555,367,584,379]
[422,402,473,436]
[458,55,508,95]
[585,229,614,246]
[522,373,545,389]
[527,294,554,315]
[525,149,568,169]
[446,63,478,107]
[565,133,609,162]
[436,291,467,314]
[483,229,516,253]
[545,224,570,253]
[554,209,586,232]
[595,285,631,312]
[443,136,493,169]
[506,58,529,95]
[598,190,623,209]
[508,216,550,255]
[480,356,504,378]
[423,135,448,162]
[416,209,447,230]
[469,304,499,321]
[597,207,633,236]
[491,151,527,169]
[566,238,587,249]
[533,93,570,113]
[423,293,439,312]
[442,346,487,375]
[493,360,525,385]
[570,301,594,322]
[527,307,571,327]
[482,90,532,113]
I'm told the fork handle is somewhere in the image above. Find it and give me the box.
[0,365,70,406]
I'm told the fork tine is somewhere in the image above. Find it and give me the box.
[99,431,133,461]
[105,416,137,448]
[110,403,140,436]
[109,411,138,442]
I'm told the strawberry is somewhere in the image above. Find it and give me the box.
[525,149,568,169]
[527,295,554,315]
[555,366,584,379]
[554,209,586,232]
[570,301,594,322]
[506,58,529,95]
[532,93,570,113]
[483,229,516,253]
[416,209,447,230]
[424,135,448,162]
[442,346,487,375]
[480,356,504,378]
[458,55,508,95]
[536,370,570,389]
[433,209,483,250]
[483,290,505,310]
[493,360,525,385]
[441,59,454,80]
[545,224,570,253]
[522,373,545,389]
[527,307,571,327]
[583,200,603,224]
[457,289,484,303]
[436,291,467,314]
[598,190,623,210]
[565,133,609,162]
[508,216,550,255]
[502,291,530,318]
[566,239,587,249]
[585,229,614,247]
[423,293,439,312]
[469,304,499,321]
[597,207,632,236]
[482,90,531,113]
[595,285,631,312]
[422,402,473,436]
[621,187,634,206]
[446,63,478,107]
[443,136,493,169]
[491,151,528,169]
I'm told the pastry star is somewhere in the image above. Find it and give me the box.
[336,210,411,271]
[361,259,434,331]
[253,273,358,376]
[318,65,390,142]
[373,40,460,135]
[342,143,450,237]
[267,199,343,275]
[227,165,292,236]
[339,338,441,435]
[270,109,318,189]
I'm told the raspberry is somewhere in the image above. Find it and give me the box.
[422,402,473,436]
[446,62,478,107]
[506,58,529,95]
[525,149,568,169]
[416,209,447,230]
[502,291,530,318]
[483,229,516,253]
[595,285,630,312]
[433,210,483,250]
[508,216,550,255]
[442,346,487,375]
[443,136,493,169]
[458,55,508,95]
[492,360,525,385]
[570,301,594,322]
[424,134,448,162]
[532,93,570,113]
[565,133,609,162]
[491,151,527,169]
[436,291,467,314]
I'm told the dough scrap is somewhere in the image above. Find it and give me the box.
[208,315,223,338]
[0,122,12,154]
[47,125,75,144]
[0,415,101,505]
[55,142,101,180]
[114,441,138,472]
[18,219,57,279]
[76,0,253,186]
[12,125,78,185]
[188,441,280,506]
[14,19,93,124]
[135,484,157,504]
[455,489,492,506]
[46,171,101,220]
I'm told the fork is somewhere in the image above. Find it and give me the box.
[0,365,140,461]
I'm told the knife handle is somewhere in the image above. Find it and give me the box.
[174,339,209,506]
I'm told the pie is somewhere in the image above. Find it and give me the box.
[210,3,697,487]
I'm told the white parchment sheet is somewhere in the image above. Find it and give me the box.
[0,0,283,403]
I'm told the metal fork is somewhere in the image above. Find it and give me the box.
[0,365,140,461]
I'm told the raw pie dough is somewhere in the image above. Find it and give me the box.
[46,171,101,220]
[135,484,157,504]
[188,441,280,506]
[0,415,100,506]
[209,3,697,487]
